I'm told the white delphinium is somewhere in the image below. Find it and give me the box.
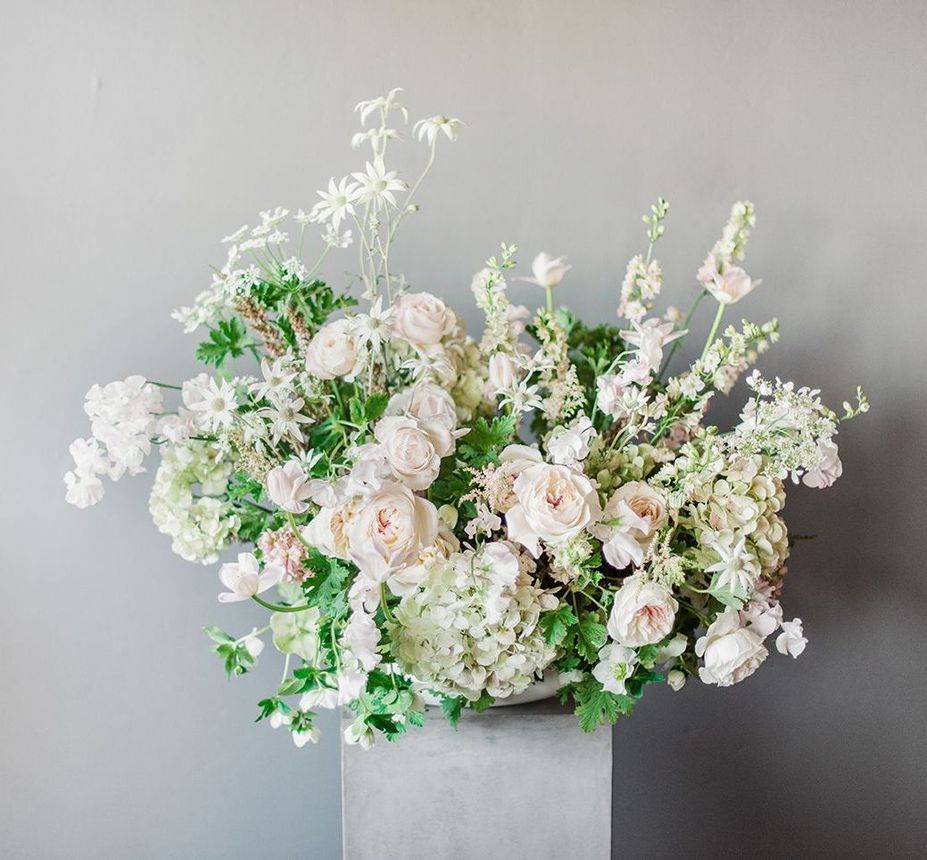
[621,318,685,374]
[390,543,557,702]
[148,440,239,564]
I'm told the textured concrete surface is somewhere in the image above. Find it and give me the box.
[342,703,612,860]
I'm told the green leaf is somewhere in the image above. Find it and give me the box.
[365,393,389,423]
[458,415,518,463]
[439,695,464,730]
[539,604,577,647]
[575,613,607,663]
[573,678,635,732]
[203,626,234,645]
[195,317,250,368]
[470,691,495,713]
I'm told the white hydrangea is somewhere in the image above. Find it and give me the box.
[390,543,557,702]
[149,440,239,564]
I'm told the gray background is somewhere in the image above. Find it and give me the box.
[3,1,926,857]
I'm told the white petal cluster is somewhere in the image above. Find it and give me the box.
[390,543,557,702]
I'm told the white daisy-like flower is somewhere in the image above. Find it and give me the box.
[413,115,465,145]
[250,357,298,403]
[259,396,312,444]
[188,377,237,432]
[310,177,360,231]
[348,298,393,351]
[705,532,760,599]
[351,161,406,207]
[354,88,407,125]
[351,127,400,150]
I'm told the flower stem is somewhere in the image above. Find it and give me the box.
[700,302,726,360]
[252,595,311,613]
[545,285,554,313]
[286,512,313,550]
[379,583,396,624]
[146,379,182,390]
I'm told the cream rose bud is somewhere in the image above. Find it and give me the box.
[506,463,602,557]
[386,382,458,431]
[488,352,518,392]
[607,574,678,647]
[374,415,452,491]
[392,291,457,348]
[608,481,667,541]
[305,318,361,380]
[347,482,439,582]
[546,416,597,465]
[695,609,768,687]
[705,266,761,305]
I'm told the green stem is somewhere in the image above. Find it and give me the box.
[545,285,554,313]
[286,512,313,550]
[700,302,726,361]
[379,583,396,624]
[252,595,312,613]
[146,380,182,390]
[657,289,707,381]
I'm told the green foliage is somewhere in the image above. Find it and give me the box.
[204,626,258,677]
[255,696,292,722]
[304,549,354,618]
[539,604,577,646]
[470,690,495,713]
[439,694,465,730]
[572,678,636,732]
[459,414,518,462]
[574,612,607,663]
[349,669,427,742]
[539,604,605,662]
[196,317,252,367]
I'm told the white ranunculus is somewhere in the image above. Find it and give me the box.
[386,382,458,431]
[802,439,842,489]
[523,252,571,289]
[704,265,760,305]
[607,574,678,647]
[488,352,519,392]
[695,609,768,687]
[392,291,457,348]
[305,318,362,380]
[546,416,597,465]
[776,618,808,658]
[374,415,451,491]
[266,460,313,513]
[347,482,439,581]
[506,463,602,557]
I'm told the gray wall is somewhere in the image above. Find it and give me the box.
[3,1,926,857]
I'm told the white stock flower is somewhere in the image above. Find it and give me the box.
[266,460,314,514]
[305,318,363,380]
[217,552,283,603]
[347,482,439,581]
[506,463,602,557]
[374,415,452,491]
[522,252,571,289]
[776,618,808,658]
[592,642,638,695]
[695,609,768,687]
[546,416,597,465]
[607,574,678,647]
[392,292,457,348]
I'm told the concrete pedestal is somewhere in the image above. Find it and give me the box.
[341,700,612,860]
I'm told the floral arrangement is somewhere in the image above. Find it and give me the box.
[65,90,868,750]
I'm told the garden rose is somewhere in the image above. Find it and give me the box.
[347,482,439,581]
[302,499,360,560]
[506,463,601,557]
[392,291,456,347]
[607,574,678,647]
[374,415,452,490]
[608,481,667,542]
[695,609,768,687]
[305,318,361,380]
[495,444,544,513]
[386,382,458,430]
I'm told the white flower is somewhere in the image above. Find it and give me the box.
[266,460,313,514]
[667,669,686,691]
[344,719,375,750]
[386,382,458,431]
[702,265,761,305]
[64,470,105,509]
[607,481,667,546]
[321,225,353,248]
[347,482,439,581]
[392,291,457,348]
[802,439,842,489]
[342,607,382,672]
[592,490,653,570]
[348,298,394,352]
[506,463,602,557]
[494,444,544,512]
[302,500,358,561]
[270,608,321,661]
[695,609,768,687]
[305,318,363,380]
[292,726,320,748]
[241,629,265,658]
[621,319,685,373]
[607,574,678,647]
[300,685,339,711]
[217,552,283,603]
[352,160,406,207]
[187,377,237,432]
[592,642,638,695]
[488,352,519,394]
[521,252,571,290]
[310,176,360,231]
[259,396,312,445]
[413,115,465,144]
[776,618,808,658]
[250,357,297,402]
[374,415,452,491]
[705,532,760,601]
[355,88,407,125]
[546,416,596,465]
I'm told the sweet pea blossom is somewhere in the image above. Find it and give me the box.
[776,618,808,658]
[217,553,283,603]
[546,416,596,466]
[699,259,761,305]
[621,318,686,373]
[802,439,843,489]
[266,460,314,513]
